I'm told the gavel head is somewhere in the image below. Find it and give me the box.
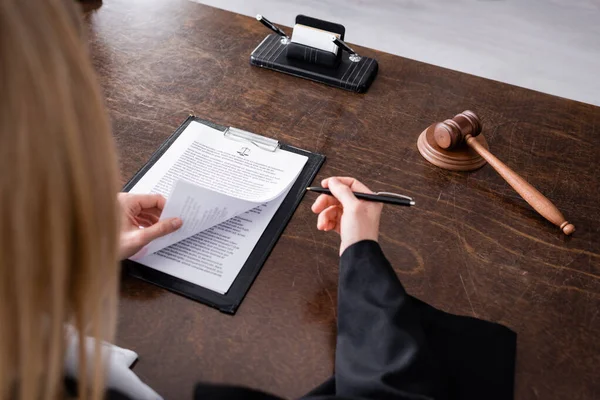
[433,110,483,150]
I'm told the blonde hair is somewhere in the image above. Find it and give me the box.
[0,0,121,399]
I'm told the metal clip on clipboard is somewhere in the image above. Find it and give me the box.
[223,126,280,152]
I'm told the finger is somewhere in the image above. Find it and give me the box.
[140,207,162,220]
[134,217,154,228]
[138,212,160,224]
[327,178,359,207]
[317,206,331,230]
[323,177,373,194]
[321,205,340,231]
[134,217,182,246]
[128,194,167,213]
[317,205,340,231]
[311,193,340,214]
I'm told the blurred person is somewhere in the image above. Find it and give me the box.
[0,0,515,399]
[0,0,180,398]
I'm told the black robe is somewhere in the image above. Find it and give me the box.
[110,240,517,400]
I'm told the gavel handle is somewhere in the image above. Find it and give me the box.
[465,134,575,235]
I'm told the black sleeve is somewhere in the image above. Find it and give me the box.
[334,240,445,400]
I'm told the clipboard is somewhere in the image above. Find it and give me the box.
[122,116,325,314]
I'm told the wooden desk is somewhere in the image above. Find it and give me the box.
[86,1,600,399]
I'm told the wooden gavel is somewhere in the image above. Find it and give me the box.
[417,110,575,235]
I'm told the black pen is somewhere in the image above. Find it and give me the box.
[256,14,288,38]
[331,36,358,56]
[306,187,415,207]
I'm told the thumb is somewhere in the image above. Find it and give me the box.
[137,218,183,246]
[328,178,358,208]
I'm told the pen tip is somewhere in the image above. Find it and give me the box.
[306,187,312,191]
[410,201,416,206]
[256,14,262,20]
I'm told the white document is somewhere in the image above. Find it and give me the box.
[142,181,260,255]
[128,121,308,294]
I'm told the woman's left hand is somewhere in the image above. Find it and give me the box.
[118,193,182,260]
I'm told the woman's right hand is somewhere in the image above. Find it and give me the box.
[311,177,383,256]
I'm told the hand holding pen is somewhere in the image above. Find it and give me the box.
[307,186,415,206]
[310,177,413,255]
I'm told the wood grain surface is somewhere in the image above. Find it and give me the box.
[84,1,600,399]
[190,0,600,107]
